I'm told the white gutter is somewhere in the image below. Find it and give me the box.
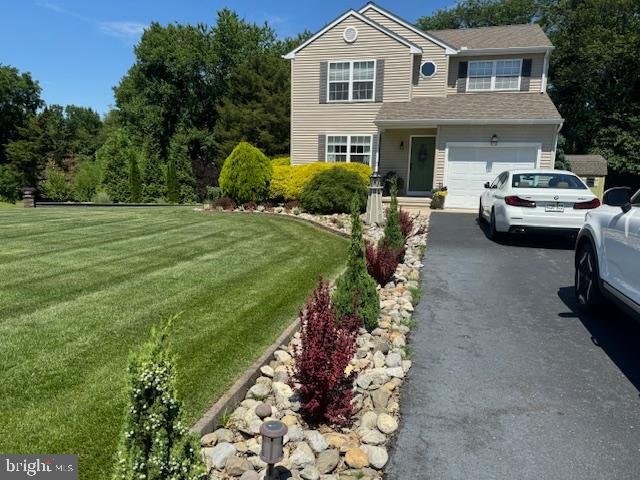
[454,46,554,57]
[376,118,563,128]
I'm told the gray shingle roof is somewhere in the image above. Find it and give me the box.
[428,24,552,50]
[565,154,608,176]
[376,93,562,124]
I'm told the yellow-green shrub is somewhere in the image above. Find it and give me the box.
[271,156,290,166]
[269,162,372,201]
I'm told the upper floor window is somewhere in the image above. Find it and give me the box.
[328,60,375,102]
[468,59,522,92]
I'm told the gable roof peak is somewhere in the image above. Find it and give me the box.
[283,8,422,59]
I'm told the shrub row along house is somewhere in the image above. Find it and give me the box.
[284,2,563,209]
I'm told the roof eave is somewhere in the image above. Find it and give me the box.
[376,118,563,128]
[283,8,422,60]
[454,46,554,56]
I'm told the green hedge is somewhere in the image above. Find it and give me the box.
[301,167,368,214]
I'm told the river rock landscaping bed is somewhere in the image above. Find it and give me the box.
[199,210,428,480]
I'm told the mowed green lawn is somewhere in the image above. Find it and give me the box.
[0,207,347,480]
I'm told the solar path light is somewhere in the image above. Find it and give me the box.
[260,420,288,479]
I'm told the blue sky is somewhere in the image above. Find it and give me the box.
[0,1,452,115]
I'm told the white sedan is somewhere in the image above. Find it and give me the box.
[479,169,600,238]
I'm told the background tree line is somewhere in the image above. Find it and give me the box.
[0,9,306,203]
[1,1,638,203]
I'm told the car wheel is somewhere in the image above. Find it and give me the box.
[478,201,484,223]
[575,241,603,312]
[488,209,499,240]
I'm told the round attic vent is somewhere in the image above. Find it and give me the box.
[343,26,358,43]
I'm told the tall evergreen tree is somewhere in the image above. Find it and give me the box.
[129,155,142,203]
[166,156,179,203]
[97,129,134,202]
[141,141,166,202]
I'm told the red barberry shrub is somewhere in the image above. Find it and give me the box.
[365,241,399,286]
[242,201,257,211]
[399,209,414,238]
[293,281,360,426]
[212,197,236,211]
[285,200,301,211]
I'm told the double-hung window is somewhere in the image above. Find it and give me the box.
[468,59,522,91]
[326,135,372,165]
[328,60,375,102]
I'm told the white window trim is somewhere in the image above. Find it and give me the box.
[466,58,522,92]
[327,59,376,103]
[325,133,374,167]
[419,59,438,79]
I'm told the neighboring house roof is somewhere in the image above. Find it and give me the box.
[375,92,562,127]
[428,24,553,52]
[358,2,458,54]
[283,9,422,59]
[565,154,608,176]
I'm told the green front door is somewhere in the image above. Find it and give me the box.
[408,136,435,193]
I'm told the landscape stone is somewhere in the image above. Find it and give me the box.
[300,465,320,480]
[371,388,391,410]
[255,403,272,418]
[213,428,234,443]
[376,413,398,434]
[316,449,340,474]
[287,424,304,442]
[290,442,315,468]
[282,414,298,426]
[357,427,386,445]
[386,366,405,379]
[200,432,217,447]
[260,365,274,377]
[246,383,270,400]
[304,430,328,453]
[205,442,236,469]
[239,471,259,480]
[225,456,252,476]
[360,411,378,430]
[344,448,369,469]
[385,352,402,368]
[274,350,292,363]
[361,445,389,469]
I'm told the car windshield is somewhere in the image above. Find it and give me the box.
[511,173,587,189]
[632,189,640,206]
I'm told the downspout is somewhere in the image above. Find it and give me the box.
[541,49,551,93]
[375,129,382,173]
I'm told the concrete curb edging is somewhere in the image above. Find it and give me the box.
[190,318,301,436]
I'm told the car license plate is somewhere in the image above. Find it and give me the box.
[545,202,564,212]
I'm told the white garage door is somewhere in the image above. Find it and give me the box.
[445,145,538,208]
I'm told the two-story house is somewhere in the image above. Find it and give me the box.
[284,2,563,209]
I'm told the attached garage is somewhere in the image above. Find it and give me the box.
[444,143,540,208]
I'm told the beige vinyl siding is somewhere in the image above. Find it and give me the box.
[362,9,448,98]
[379,128,437,193]
[290,16,413,165]
[448,53,546,94]
[434,124,558,187]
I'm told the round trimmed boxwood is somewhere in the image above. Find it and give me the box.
[219,142,272,204]
[300,166,368,214]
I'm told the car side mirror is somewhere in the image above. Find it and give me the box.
[484,182,491,189]
[603,187,632,213]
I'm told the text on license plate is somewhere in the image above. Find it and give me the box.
[545,202,564,212]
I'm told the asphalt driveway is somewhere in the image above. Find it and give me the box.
[386,212,640,480]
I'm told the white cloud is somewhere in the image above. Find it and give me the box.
[98,21,147,39]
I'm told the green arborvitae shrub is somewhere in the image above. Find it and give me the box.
[141,143,166,202]
[39,161,73,201]
[91,191,112,203]
[300,167,368,214]
[97,129,135,203]
[112,317,206,480]
[129,155,142,203]
[0,164,23,202]
[380,180,404,253]
[333,197,380,332]
[218,142,272,204]
[168,132,197,203]
[73,159,100,202]
[166,156,179,203]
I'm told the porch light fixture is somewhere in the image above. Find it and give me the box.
[260,420,288,479]
[399,140,404,150]
[490,134,498,146]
